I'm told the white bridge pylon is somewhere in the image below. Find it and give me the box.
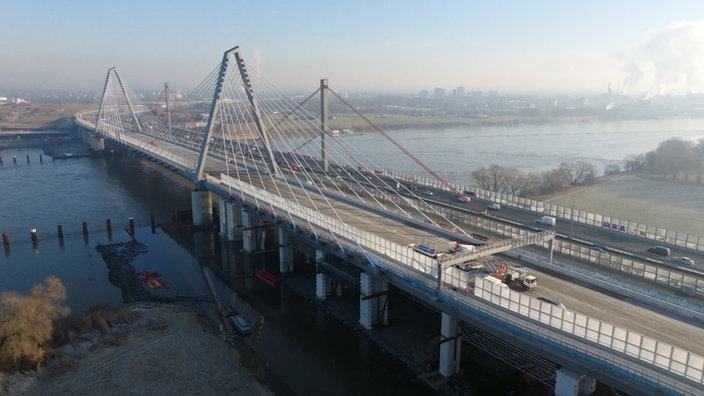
[95,67,176,144]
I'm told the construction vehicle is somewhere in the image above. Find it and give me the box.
[502,265,537,290]
[487,260,538,290]
[448,242,478,270]
[448,241,476,254]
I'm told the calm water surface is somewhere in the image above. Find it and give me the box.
[282,117,704,185]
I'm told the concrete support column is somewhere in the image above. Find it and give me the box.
[359,272,389,330]
[241,211,261,253]
[191,189,213,226]
[218,198,227,237]
[227,203,242,241]
[316,272,332,300]
[438,312,461,377]
[548,239,554,264]
[555,368,596,396]
[279,227,294,273]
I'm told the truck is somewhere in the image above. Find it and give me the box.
[448,241,476,254]
[448,242,477,270]
[503,267,537,290]
[536,215,556,226]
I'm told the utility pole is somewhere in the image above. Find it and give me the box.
[569,194,576,238]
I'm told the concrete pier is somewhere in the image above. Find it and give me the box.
[191,189,213,226]
[359,272,389,330]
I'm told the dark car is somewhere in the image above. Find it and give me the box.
[589,246,608,254]
[463,190,478,197]
[537,296,566,309]
[647,246,671,256]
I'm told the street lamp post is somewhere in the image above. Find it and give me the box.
[569,194,575,238]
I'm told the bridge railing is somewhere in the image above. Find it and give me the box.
[474,276,704,393]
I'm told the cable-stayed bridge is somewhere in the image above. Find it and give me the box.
[74,46,703,396]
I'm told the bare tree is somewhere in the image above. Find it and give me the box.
[623,154,647,172]
[559,161,596,185]
[0,277,70,371]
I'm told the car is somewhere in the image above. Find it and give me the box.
[487,203,501,210]
[537,296,566,309]
[589,246,608,254]
[647,246,671,256]
[457,195,470,202]
[670,256,695,266]
[463,190,478,197]
[421,189,434,196]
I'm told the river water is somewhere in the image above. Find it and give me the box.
[2,117,703,395]
[300,117,704,185]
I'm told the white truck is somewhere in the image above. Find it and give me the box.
[448,242,477,270]
[503,267,537,290]
[448,241,476,253]
[536,215,556,226]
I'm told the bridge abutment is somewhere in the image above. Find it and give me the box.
[191,189,213,226]
[438,312,461,377]
[359,272,389,330]
[555,368,596,396]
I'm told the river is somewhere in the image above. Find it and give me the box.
[3,117,702,395]
[285,117,704,185]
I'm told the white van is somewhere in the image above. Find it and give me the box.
[536,215,556,226]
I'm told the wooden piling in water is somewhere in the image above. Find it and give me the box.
[57,225,64,239]
[2,232,9,246]
[82,222,88,235]
[30,228,37,242]
[106,218,112,232]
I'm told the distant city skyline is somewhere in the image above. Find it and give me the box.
[3,1,704,96]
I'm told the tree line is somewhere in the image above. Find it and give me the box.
[470,137,704,197]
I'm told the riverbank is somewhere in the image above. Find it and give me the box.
[1,303,274,396]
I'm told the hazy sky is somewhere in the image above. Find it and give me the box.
[3,1,704,95]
